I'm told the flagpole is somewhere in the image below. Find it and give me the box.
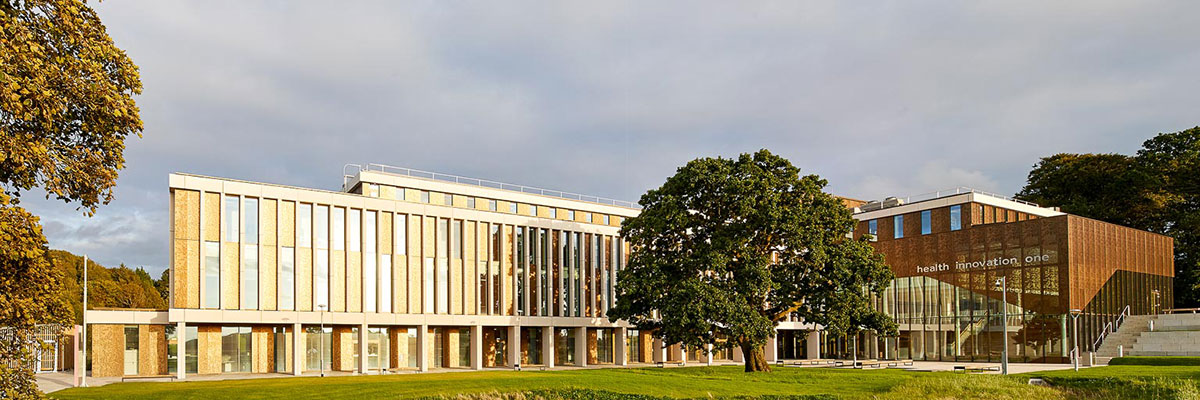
[81,255,88,387]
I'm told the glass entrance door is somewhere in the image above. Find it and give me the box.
[124,326,139,375]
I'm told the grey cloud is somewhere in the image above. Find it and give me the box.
[20,0,1200,274]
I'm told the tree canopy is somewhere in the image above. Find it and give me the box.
[1016,126,1200,308]
[1,0,142,396]
[608,150,895,372]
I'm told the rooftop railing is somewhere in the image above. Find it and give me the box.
[352,163,641,209]
[898,186,1040,207]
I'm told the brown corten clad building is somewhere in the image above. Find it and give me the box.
[82,168,1172,379]
[838,189,1173,363]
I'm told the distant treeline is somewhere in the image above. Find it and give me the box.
[50,250,167,324]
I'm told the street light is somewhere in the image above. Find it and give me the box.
[318,304,327,377]
[1069,308,1082,372]
[994,276,1008,376]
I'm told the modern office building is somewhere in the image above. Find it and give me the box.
[83,168,1172,378]
[836,189,1174,363]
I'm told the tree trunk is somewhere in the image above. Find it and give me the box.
[740,342,771,372]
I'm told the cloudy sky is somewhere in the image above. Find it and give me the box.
[23,1,1200,274]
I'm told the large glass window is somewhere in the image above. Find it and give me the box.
[124,326,138,375]
[868,220,878,241]
[242,244,258,309]
[451,220,462,259]
[185,326,198,373]
[332,208,345,251]
[894,215,904,239]
[316,205,329,249]
[224,196,239,242]
[516,227,525,316]
[555,328,576,366]
[367,327,389,370]
[221,326,252,373]
[396,327,418,368]
[315,249,329,309]
[395,214,406,255]
[950,205,962,231]
[298,203,312,247]
[380,256,392,313]
[423,257,434,314]
[349,209,361,252]
[304,326,331,371]
[280,246,295,310]
[438,219,449,314]
[491,224,501,314]
[596,329,615,364]
[204,241,220,308]
[244,198,258,244]
[488,199,497,212]
[921,210,932,235]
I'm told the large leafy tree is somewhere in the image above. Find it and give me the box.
[1,0,142,397]
[608,150,896,372]
[1016,127,1200,308]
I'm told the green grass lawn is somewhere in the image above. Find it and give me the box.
[49,365,1200,400]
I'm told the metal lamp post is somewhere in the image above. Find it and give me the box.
[318,304,327,377]
[1070,309,1082,372]
[994,276,1008,375]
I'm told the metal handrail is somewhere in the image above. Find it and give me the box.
[1092,305,1131,351]
[360,163,641,209]
[897,186,1041,207]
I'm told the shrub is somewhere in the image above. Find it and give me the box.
[1108,357,1200,366]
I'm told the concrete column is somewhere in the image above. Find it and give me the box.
[292,323,303,375]
[705,343,713,366]
[615,327,628,366]
[575,327,588,367]
[508,325,520,368]
[765,335,778,362]
[417,324,429,372]
[542,327,555,369]
[806,331,821,360]
[471,325,483,370]
[359,323,368,374]
[176,322,187,380]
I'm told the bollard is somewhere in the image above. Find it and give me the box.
[1118,345,1123,358]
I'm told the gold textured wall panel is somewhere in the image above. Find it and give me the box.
[380,213,393,255]
[297,248,313,311]
[423,217,435,313]
[138,325,167,375]
[331,250,346,312]
[252,327,272,373]
[347,252,362,313]
[90,324,123,377]
[575,212,590,223]
[451,258,463,314]
[260,244,277,311]
[587,329,598,364]
[394,255,406,312]
[517,203,531,216]
[203,192,220,242]
[380,185,398,200]
[280,201,295,247]
[197,325,222,374]
[453,195,468,208]
[408,215,421,313]
[222,243,239,309]
[475,200,490,211]
[497,201,512,214]
[332,327,355,371]
[405,188,422,203]
[173,239,200,308]
[260,199,277,245]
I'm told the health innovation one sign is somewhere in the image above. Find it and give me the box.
[915,254,1051,274]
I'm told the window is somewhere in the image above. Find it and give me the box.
[366,184,379,198]
[364,211,377,313]
[395,214,407,255]
[867,220,877,240]
[224,196,239,242]
[585,213,593,223]
[603,215,610,225]
[568,210,575,221]
[221,327,252,373]
[244,198,258,244]
[379,256,392,313]
[488,200,497,211]
[921,210,931,235]
[315,249,329,309]
[204,241,219,308]
[437,219,449,313]
[443,194,453,206]
[423,257,434,314]
[279,247,295,310]
[326,206,342,249]
[529,205,538,216]
[549,208,557,219]
[298,203,312,247]
[315,205,328,249]
[467,197,476,209]
[950,205,962,231]
[349,209,361,252]
[242,244,258,309]
[420,191,430,204]
[893,215,904,239]
[516,227,525,316]
[509,203,517,213]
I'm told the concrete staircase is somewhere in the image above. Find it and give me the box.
[1094,313,1200,362]
[1095,314,1154,358]
[1130,313,1200,357]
